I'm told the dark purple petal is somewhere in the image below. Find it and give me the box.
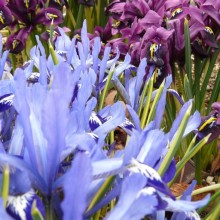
[105,1,126,20]
[139,10,163,27]
[0,93,14,112]
[0,5,13,29]
[200,4,220,25]
[34,8,63,26]
[48,0,65,9]
[6,27,32,54]
[196,102,220,143]
[78,0,95,6]
[7,1,31,23]
[8,0,38,12]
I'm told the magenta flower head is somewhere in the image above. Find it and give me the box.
[140,26,174,87]
[197,102,220,144]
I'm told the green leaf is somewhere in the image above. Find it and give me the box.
[146,80,165,124]
[206,67,220,113]
[1,165,9,208]
[200,44,220,111]
[184,18,192,88]
[98,66,115,110]
[158,101,192,177]
[86,176,115,212]
[184,74,193,100]
[169,134,211,186]
[31,199,44,220]
[140,76,154,128]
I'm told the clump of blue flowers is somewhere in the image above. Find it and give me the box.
[0,20,212,220]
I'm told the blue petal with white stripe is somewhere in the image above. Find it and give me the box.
[0,93,14,112]
[89,111,105,131]
[6,189,45,220]
[128,159,174,198]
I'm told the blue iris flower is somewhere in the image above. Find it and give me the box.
[0,19,210,220]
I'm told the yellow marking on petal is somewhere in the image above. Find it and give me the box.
[112,21,120,28]
[171,8,183,19]
[46,29,58,36]
[47,13,58,20]
[149,43,160,59]
[204,26,214,35]
[0,11,5,24]
[195,38,203,45]
[153,67,160,83]
[74,34,81,40]
[12,40,19,49]
[199,116,217,131]
[24,0,29,8]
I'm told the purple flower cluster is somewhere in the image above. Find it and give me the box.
[89,0,220,86]
[0,0,65,53]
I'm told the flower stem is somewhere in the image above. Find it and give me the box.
[1,165,9,208]
[191,183,220,196]
[86,176,115,212]
[99,67,114,110]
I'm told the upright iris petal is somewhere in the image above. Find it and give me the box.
[6,27,32,54]
[0,5,12,29]
[34,8,63,25]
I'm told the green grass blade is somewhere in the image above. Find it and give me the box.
[86,176,115,212]
[205,201,220,220]
[200,46,220,111]
[99,67,115,110]
[146,80,165,125]
[158,102,192,177]
[184,18,192,88]
[31,199,45,220]
[168,134,210,186]
[76,5,85,30]
[138,80,149,117]
[206,67,220,113]
[1,165,9,207]
[140,77,154,128]
[198,190,220,214]
[184,74,193,101]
